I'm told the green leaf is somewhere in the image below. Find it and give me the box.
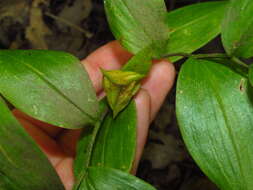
[74,101,137,188]
[89,101,137,171]
[176,58,253,190]
[76,167,156,190]
[104,0,169,55]
[165,1,228,62]
[0,97,64,190]
[0,50,99,129]
[222,0,253,58]
[122,46,153,75]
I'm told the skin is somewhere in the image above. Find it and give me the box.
[12,41,176,190]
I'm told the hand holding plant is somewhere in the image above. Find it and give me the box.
[12,41,175,190]
[2,0,253,189]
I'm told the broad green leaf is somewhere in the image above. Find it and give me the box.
[165,1,228,62]
[0,97,64,190]
[89,101,137,171]
[104,0,169,55]
[74,101,137,188]
[176,58,253,190]
[0,50,99,129]
[222,0,253,58]
[77,167,156,190]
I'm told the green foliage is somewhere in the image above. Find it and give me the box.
[75,167,156,190]
[89,101,137,172]
[176,58,253,190]
[74,100,137,174]
[122,46,153,75]
[74,100,137,189]
[222,0,253,58]
[249,65,253,86]
[0,50,99,129]
[0,97,64,190]
[165,1,228,62]
[104,0,169,56]
[2,0,253,189]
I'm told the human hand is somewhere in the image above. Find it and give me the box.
[13,41,175,190]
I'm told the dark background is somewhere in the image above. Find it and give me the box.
[0,0,224,189]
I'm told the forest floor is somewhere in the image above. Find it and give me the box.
[0,0,224,189]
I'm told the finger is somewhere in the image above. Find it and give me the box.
[82,41,132,93]
[55,158,75,190]
[142,60,176,121]
[13,109,63,138]
[131,89,151,174]
[14,116,66,167]
[57,129,82,157]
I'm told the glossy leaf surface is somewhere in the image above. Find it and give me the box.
[176,58,253,189]
[166,1,228,62]
[74,100,137,188]
[104,0,169,55]
[90,100,137,171]
[0,50,99,129]
[222,0,253,58]
[0,97,64,190]
[77,167,156,190]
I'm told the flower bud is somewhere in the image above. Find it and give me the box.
[101,69,144,85]
[102,69,143,118]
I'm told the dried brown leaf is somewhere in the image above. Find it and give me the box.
[0,0,29,21]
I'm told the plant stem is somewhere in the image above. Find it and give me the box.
[73,120,101,189]
[45,12,93,38]
[159,52,249,68]
[159,52,191,59]
[159,52,229,59]
[73,100,108,189]
[231,57,249,68]
[193,53,229,59]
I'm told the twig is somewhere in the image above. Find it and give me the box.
[231,57,249,68]
[45,12,93,38]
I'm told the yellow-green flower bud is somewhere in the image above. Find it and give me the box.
[101,69,144,85]
[102,69,143,118]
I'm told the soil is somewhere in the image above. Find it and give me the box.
[0,0,225,189]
